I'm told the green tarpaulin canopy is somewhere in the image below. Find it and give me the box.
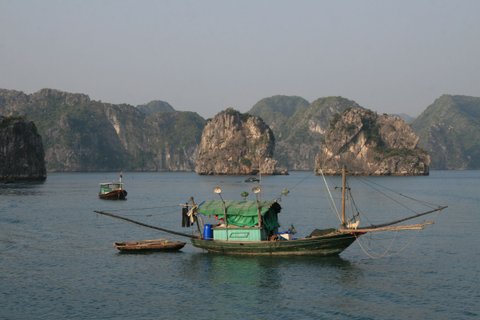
[199,200,275,217]
[198,200,281,234]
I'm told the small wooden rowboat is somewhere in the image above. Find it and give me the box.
[114,239,186,253]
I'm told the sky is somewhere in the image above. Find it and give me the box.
[1,0,479,118]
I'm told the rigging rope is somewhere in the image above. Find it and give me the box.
[311,162,446,258]
[318,167,341,222]
[354,177,420,214]
[355,226,423,259]
[360,176,441,208]
[356,176,441,210]
[346,181,361,218]
[288,171,312,192]
[354,232,398,259]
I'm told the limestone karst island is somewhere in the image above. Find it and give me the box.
[1,88,480,177]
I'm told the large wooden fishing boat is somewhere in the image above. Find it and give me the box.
[188,197,365,256]
[185,167,446,256]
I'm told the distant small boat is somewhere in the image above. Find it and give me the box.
[245,177,260,183]
[99,173,127,200]
[114,239,186,253]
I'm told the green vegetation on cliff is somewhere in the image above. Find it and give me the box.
[411,95,480,169]
[250,96,360,170]
[248,95,309,138]
[0,89,205,172]
[136,100,175,115]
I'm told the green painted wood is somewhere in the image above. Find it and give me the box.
[213,227,266,241]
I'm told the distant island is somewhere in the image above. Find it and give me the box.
[195,108,282,175]
[1,88,479,173]
[316,108,429,176]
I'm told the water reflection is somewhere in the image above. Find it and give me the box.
[183,253,359,290]
[0,180,45,196]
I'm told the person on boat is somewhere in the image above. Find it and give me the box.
[214,215,225,227]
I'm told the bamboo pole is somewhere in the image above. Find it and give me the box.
[367,206,448,229]
[339,221,434,233]
[94,210,197,239]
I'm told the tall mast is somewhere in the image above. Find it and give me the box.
[119,172,123,190]
[341,166,346,226]
[253,186,262,227]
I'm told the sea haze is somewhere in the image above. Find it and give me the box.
[0,171,478,319]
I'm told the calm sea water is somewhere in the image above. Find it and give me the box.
[0,171,478,320]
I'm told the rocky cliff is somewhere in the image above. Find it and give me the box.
[315,108,430,175]
[0,89,205,171]
[249,96,361,170]
[0,116,46,181]
[195,108,279,175]
[411,95,480,169]
[144,111,205,171]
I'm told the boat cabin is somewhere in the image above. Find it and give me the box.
[99,182,124,194]
[198,200,282,241]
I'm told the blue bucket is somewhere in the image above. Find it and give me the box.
[203,224,213,240]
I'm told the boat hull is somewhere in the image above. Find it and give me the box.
[99,189,128,200]
[190,231,360,256]
[114,239,186,253]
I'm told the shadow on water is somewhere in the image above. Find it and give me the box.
[0,180,46,196]
[183,252,358,289]
[187,251,355,268]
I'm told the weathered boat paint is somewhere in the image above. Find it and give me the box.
[190,231,362,256]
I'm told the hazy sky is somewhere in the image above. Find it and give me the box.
[1,0,479,118]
